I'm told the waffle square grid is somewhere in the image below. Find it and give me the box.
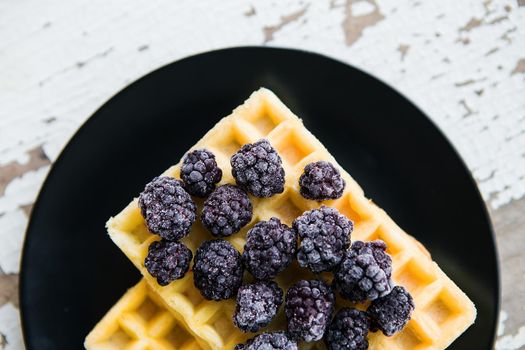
[84,280,204,350]
[99,88,476,350]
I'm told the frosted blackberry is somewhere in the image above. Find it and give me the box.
[285,279,335,342]
[242,217,297,280]
[325,308,370,350]
[180,149,222,197]
[138,176,196,241]
[334,240,393,302]
[231,139,285,197]
[235,332,298,350]
[368,286,415,336]
[201,184,252,237]
[233,281,283,332]
[193,239,243,300]
[299,161,345,201]
[144,240,192,286]
[293,206,353,273]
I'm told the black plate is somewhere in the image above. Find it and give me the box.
[20,47,499,349]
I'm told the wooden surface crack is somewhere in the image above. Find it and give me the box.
[263,5,308,43]
[0,274,18,309]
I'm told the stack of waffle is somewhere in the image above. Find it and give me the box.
[85,88,476,350]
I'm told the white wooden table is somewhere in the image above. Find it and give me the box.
[1,1,524,349]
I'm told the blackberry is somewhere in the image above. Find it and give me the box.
[193,239,243,300]
[368,286,415,336]
[138,176,196,241]
[242,217,297,280]
[231,139,285,197]
[180,149,222,197]
[293,206,353,273]
[334,240,393,302]
[299,161,346,201]
[233,281,283,332]
[285,279,335,342]
[201,184,252,237]
[325,308,370,350]
[235,332,298,350]
[144,240,192,286]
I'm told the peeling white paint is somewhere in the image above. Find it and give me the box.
[496,326,525,350]
[0,167,49,214]
[499,310,509,337]
[351,1,376,16]
[0,210,26,274]
[0,304,23,350]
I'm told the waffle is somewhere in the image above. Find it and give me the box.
[104,88,476,350]
[84,280,204,350]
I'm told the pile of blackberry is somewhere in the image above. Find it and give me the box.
[137,142,415,349]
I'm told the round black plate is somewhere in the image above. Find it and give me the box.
[20,47,499,349]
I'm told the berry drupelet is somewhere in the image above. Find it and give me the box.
[193,239,243,300]
[285,279,335,342]
[293,206,353,273]
[242,217,297,280]
[138,176,196,241]
[201,184,252,237]
[180,149,222,197]
[144,240,192,286]
[233,281,283,332]
[299,161,346,201]
[235,332,298,350]
[231,139,285,197]
[334,240,393,303]
[368,286,415,336]
[325,308,370,350]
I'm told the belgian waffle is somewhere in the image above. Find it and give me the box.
[103,88,476,350]
[84,280,205,350]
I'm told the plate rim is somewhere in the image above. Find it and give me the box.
[18,46,501,349]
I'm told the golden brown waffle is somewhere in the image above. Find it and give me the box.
[84,280,204,350]
[104,88,476,350]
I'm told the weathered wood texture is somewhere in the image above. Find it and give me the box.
[0,0,524,349]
